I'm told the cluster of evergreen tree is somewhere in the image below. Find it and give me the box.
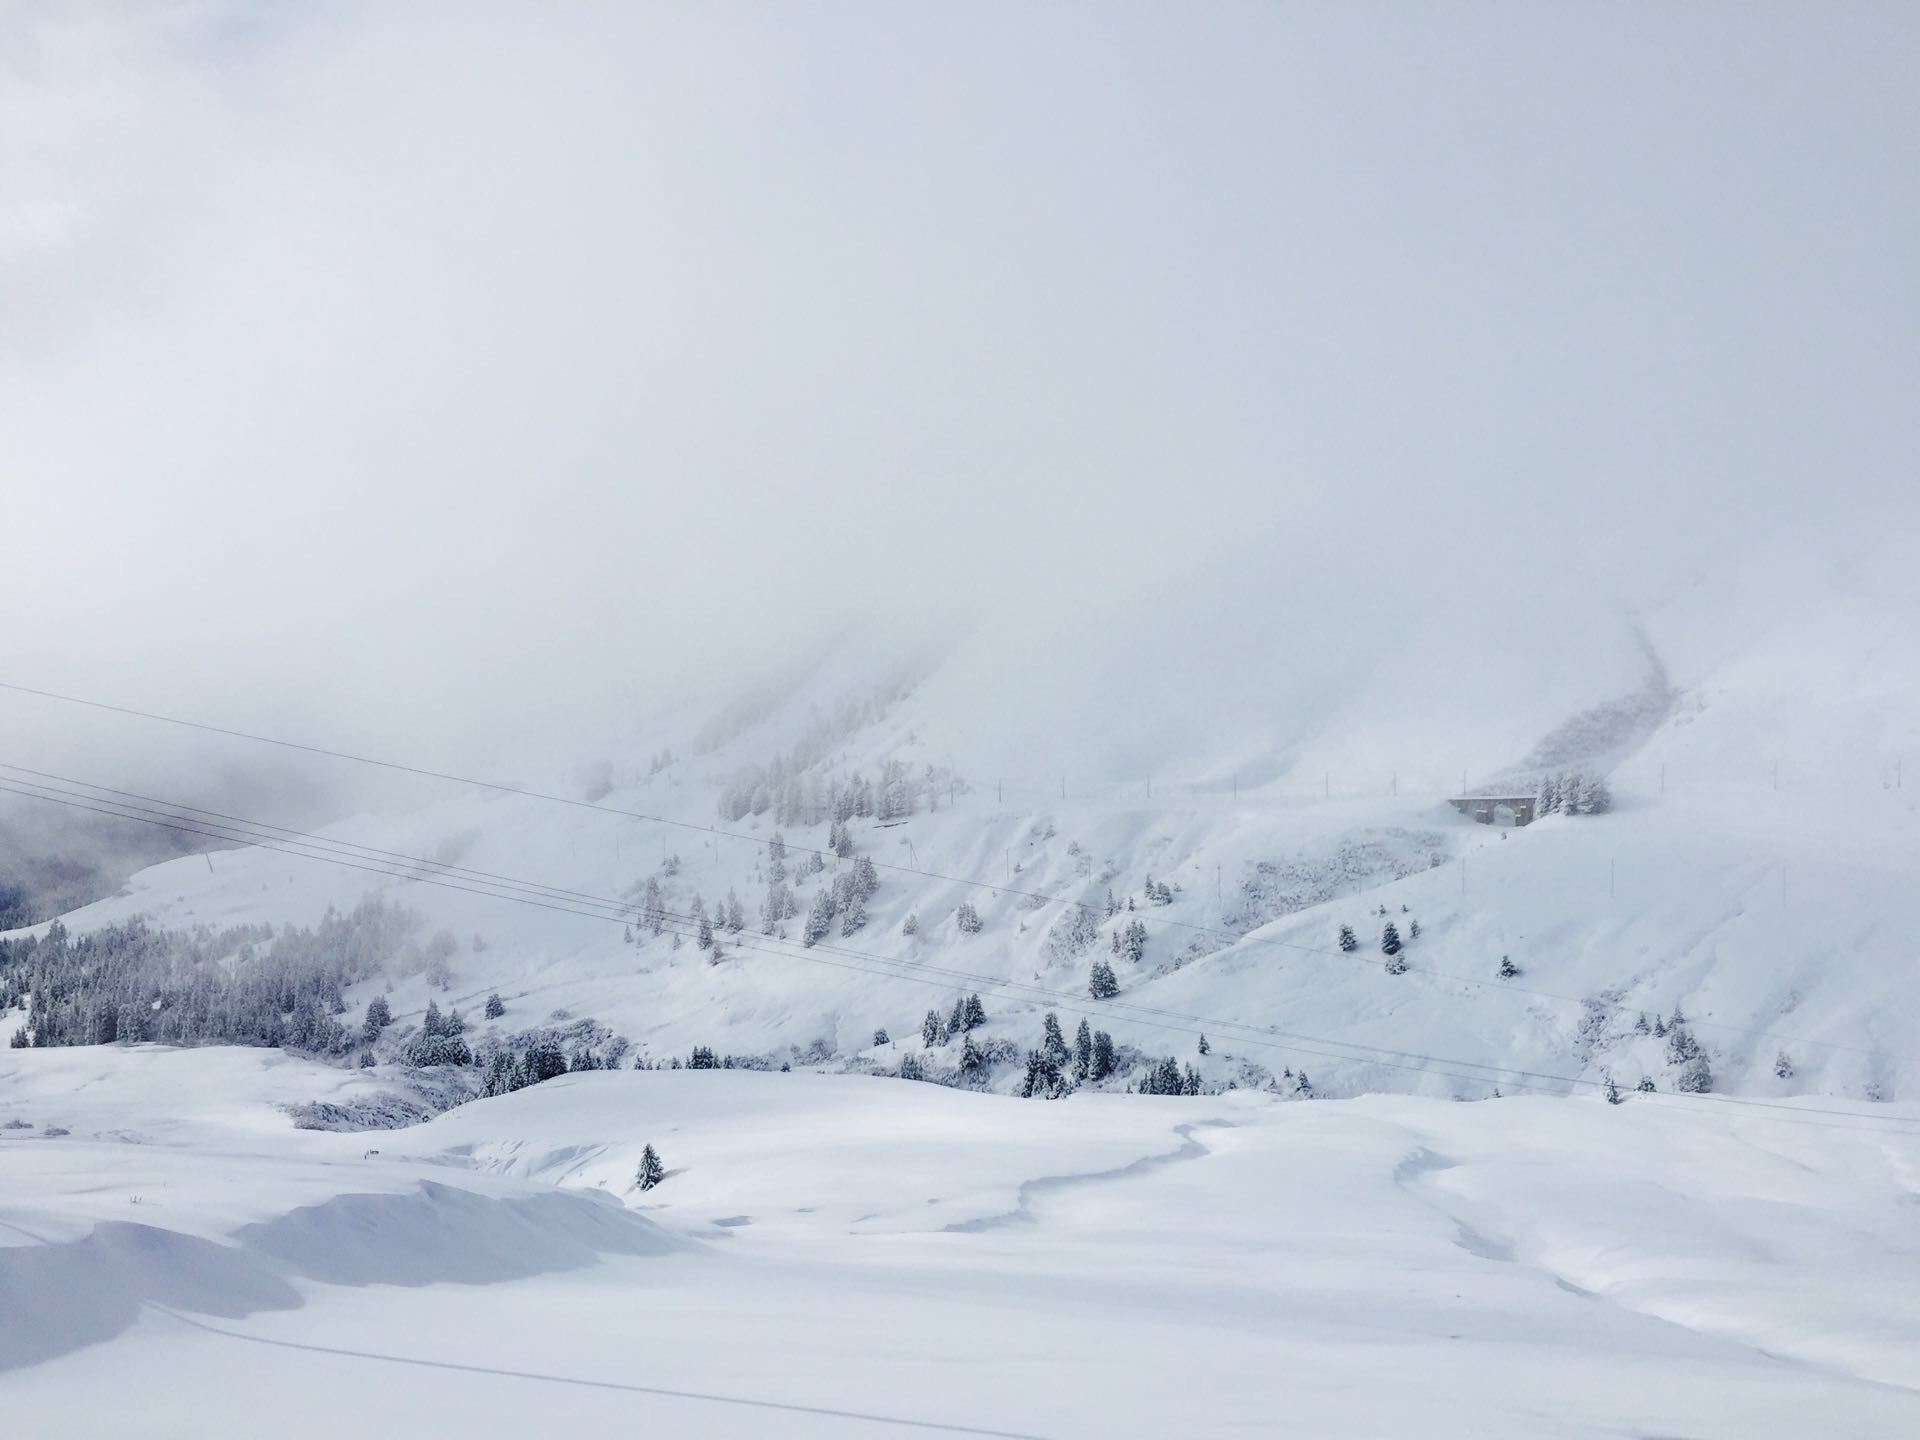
[1072,1018,1116,1081]
[400,1000,472,1067]
[1662,1007,1713,1092]
[919,993,987,1048]
[802,857,880,946]
[1536,771,1613,817]
[1111,919,1148,964]
[0,899,416,1055]
[717,748,950,829]
[1020,1011,1076,1098]
[1043,902,1102,961]
[1337,924,1357,952]
[954,900,983,935]
[1381,922,1408,974]
[1142,876,1174,906]
[479,1036,570,1096]
[1138,1055,1201,1095]
[1088,960,1120,999]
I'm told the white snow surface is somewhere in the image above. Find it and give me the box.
[4,1048,1920,1437]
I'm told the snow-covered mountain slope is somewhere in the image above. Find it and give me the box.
[5,1052,1920,1438]
[6,536,1918,1103]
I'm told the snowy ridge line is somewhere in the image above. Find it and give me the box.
[140,1304,1053,1439]
[7,776,1920,1134]
[4,758,1907,1067]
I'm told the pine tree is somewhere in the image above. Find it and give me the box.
[1675,1053,1713,1094]
[1774,1050,1793,1079]
[641,877,666,936]
[724,889,746,933]
[901,912,919,937]
[1407,919,1420,940]
[964,993,987,1030]
[803,889,835,947]
[697,909,714,951]
[954,900,983,935]
[1041,1012,1069,1068]
[1090,1029,1115,1081]
[1073,1018,1093,1080]
[1380,922,1401,956]
[1636,1075,1657,1093]
[767,833,787,881]
[1088,960,1120,999]
[1537,774,1560,817]
[484,993,505,1020]
[898,1052,923,1081]
[1604,1075,1623,1104]
[761,880,795,934]
[636,1144,665,1191]
[959,1034,983,1074]
[358,1049,375,1068]
[1197,1033,1210,1056]
[363,994,392,1041]
[922,1009,945,1048]
[1498,955,1519,979]
[949,998,969,1036]
[873,1027,890,1047]
[1338,925,1357,953]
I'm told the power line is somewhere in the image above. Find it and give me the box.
[0,678,1893,1063]
[5,769,1918,1134]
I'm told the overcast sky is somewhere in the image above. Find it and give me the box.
[2,1,1914,787]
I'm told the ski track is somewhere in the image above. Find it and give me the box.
[940,1120,1232,1233]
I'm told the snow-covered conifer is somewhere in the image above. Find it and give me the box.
[637,1144,665,1191]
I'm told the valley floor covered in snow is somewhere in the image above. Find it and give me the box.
[5,1046,1919,1438]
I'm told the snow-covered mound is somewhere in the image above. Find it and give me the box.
[4,1051,1919,1437]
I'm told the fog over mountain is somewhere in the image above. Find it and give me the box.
[4,2,1913,797]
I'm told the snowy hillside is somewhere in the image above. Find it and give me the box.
[6,534,1917,1109]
